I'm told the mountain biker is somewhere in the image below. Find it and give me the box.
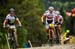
[41,6,56,42]
[3,8,22,46]
[54,11,63,34]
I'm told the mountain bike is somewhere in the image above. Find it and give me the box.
[54,24,61,44]
[48,24,55,46]
[5,25,18,49]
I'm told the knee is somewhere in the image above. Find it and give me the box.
[46,28,49,33]
[14,28,17,33]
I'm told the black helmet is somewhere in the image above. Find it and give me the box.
[9,8,15,12]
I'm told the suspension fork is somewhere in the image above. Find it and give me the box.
[7,28,16,49]
[48,29,51,40]
[55,26,60,44]
[10,29,16,49]
[48,29,54,40]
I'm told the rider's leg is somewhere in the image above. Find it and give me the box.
[45,24,51,41]
[45,23,49,34]
[49,29,55,46]
[58,25,62,40]
[51,28,56,43]
[13,28,19,46]
[58,25,62,34]
[46,28,50,40]
[45,23,49,33]
[60,33,64,45]
[51,28,55,39]
[46,29,49,33]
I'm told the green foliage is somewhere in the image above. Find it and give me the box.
[0,32,7,48]
[0,32,3,42]
[17,27,28,47]
[0,0,75,47]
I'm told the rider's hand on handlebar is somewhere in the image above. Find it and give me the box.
[19,25,22,27]
[42,22,45,25]
[3,25,5,28]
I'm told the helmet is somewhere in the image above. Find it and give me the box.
[9,8,15,12]
[48,6,54,11]
[55,11,60,15]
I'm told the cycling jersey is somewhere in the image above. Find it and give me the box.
[5,14,18,25]
[43,10,56,28]
[58,15,63,19]
[43,10,56,21]
[43,10,56,24]
[55,15,63,25]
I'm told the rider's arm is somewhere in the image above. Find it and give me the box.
[58,18,63,23]
[61,17,64,23]
[16,18,22,26]
[3,19,7,27]
[41,10,48,22]
[58,15,64,24]
[3,15,9,27]
[41,15,45,22]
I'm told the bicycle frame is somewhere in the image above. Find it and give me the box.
[55,25,60,44]
[48,26,55,46]
[48,28,53,40]
[6,28,16,49]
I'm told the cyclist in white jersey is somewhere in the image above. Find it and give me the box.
[41,6,56,40]
[41,7,56,29]
[55,11,63,24]
[3,8,22,46]
[54,11,63,34]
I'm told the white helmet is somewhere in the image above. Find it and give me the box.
[9,8,15,12]
[48,6,54,11]
[55,11,60,15]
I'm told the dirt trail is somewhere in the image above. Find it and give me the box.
[18,44,75,49]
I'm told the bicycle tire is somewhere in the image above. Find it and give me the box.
[8,30,16,49]
[55,27,60,44]
[11,32,16,49]
[48,29,54,46]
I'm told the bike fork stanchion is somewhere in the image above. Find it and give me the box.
[5,34,10,49]
[55,27,60,44]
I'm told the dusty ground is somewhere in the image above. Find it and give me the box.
[18,44,75,49]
